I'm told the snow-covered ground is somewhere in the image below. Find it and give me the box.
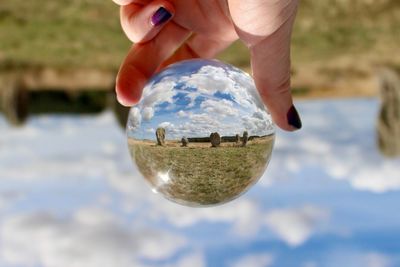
[0,98,399,267]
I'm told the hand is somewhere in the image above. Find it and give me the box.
[112,0,302,131]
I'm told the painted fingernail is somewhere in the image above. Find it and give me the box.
[151,7,172,26]
[287,105,302,130]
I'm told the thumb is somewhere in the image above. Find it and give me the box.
[250,11,302,131]
[229,0,301,131]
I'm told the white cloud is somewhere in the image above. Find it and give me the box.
[142,78,176,109]
[0,209,186,267]
[265,205,330,247]
[127,107,141,131]
[265,98,400,193]
[242,111,275,136]
[147,199,264,237]
[230,253,274,267]
[350,161,400,193]
[152,65,260,110]
[73,206,119,226]
[0,192,24,211]
[156,112,241,139]
[226,68,266,111]
[0,154,118,181]
[159,121,174,129]
[101,141,118,155]
[146,127,155,133]
[200,99,237,117]
[107,169,152,213]
[177,110,189,118]
[189,113,217,126]
[138,229,186,260]
[0,111,131,184]
[325,250,392,267]
[165,251,206,267]
[142,106,154,121]
[363,253,391,267]
[181,65,237,97]
[179,64,266,113]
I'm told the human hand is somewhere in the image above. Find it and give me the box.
[112,0,302,131]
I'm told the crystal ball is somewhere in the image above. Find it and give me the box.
[127,59,275,207]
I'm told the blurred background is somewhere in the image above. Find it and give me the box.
[0,1,400,267]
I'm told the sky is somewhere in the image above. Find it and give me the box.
[127,60,274,140]
[1,98,400,267]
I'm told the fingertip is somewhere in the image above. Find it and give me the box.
[115,72,146,107]
[121,0,175,43]
[286,104,302,130]
[116,89,136,107]
[259,88,302,132]
[269,104,302,132]
[115,18,190,108]
[255,73,302,132]
[150,6,173,27]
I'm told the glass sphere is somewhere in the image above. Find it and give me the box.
[127,59,275,207]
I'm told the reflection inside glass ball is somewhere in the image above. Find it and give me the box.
[127,59,275,207]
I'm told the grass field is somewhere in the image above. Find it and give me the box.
[0,0,127,70]
[1,0,400,96]
[1,1,399,69]
[128,136,274,206]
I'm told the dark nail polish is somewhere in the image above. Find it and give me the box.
[151,7,172,26]
[287,105,302,130]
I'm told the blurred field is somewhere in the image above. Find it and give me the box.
[0,0,400,97]
[0,0,126,70]
[128,136,274,206]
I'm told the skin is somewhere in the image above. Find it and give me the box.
[112,0,300,131]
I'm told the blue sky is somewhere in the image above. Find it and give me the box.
[1,98,400,267]
[127,60,274,140]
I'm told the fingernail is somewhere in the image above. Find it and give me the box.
[151,7,172,26]
[287,105,302,130]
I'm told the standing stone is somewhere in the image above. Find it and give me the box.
[0,75,28,126]
[377,68,400,157]
[210,132,221,147]
[156,127,166,146]
[181,136,189,147]
[235,134,240,144]
[242,131,249,147]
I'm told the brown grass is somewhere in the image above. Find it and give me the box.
[128,136,274,206]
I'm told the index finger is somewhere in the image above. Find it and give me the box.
[116,22,190,106]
